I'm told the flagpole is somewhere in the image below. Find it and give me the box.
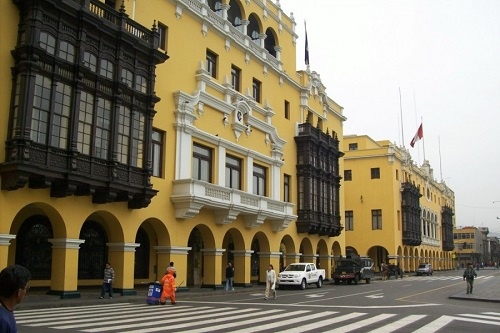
[399,87,405,147]
[304,20,310,70]
[439,136,443,182]
[421,116,426,160]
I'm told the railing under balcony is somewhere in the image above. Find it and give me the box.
[170,179,296,232]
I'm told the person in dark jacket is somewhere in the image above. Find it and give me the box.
[0,264,31,333]
[225,262,234,291]
[463,262,477,294]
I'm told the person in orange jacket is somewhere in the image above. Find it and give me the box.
[160,267,176,305]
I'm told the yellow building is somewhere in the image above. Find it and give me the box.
[453,226,488,266]
[0,0,345,297]
[343,135,455,272]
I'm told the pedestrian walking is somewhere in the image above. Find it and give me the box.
[167,262,177,278]
[381,263,388,281]
[264,264,277,300]
[160,267,176,305]
[100,262,114,299]
[225,262,234,291]
[463,262,477,294]
[0,264,31,333]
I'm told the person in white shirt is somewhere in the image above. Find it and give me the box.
[265,265,277,300]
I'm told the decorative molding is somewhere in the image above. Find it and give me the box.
[0,234,16,246]
[48,238,85,249]
[107,243,141,252]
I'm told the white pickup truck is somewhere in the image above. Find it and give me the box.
[277,263,325,290]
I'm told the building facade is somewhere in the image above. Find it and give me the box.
[453,226,492,267]
[0,0,346,297]
[342,135,455,272]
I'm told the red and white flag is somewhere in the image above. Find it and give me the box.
[410,123,423,147]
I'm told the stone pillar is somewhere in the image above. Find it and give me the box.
[257,252,282,284]
[201,248,225,289]
[232,250,253,287]
[154,246,191,290]
[0,234,15,268]
[47,238,85,299]
[301,254,317,263]
[108,242,140,296]
[283,253,302,268]
[318,255,332,281]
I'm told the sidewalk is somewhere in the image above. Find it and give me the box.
[17,270,500,310]
[448,268,500,303]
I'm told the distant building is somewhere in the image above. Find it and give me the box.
[454,226,489,265]
[343,135,455,272]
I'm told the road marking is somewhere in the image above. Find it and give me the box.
[274,312,367,333]
[82,307,272,332]
[192,299,440,309]
[413,315,455,333]
[56,306,235,330]
[304,293,327,298]
[396,280,464,301]
[125,309,308,333]
[368,314,427,332]
[325,313,397,332]
[229,311,334,333]
[366,293,384,299]
[16,304,500,333]
[414,313,500,333]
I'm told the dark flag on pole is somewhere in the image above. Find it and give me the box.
[305,21,310,66]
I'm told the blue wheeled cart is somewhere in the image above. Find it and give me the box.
[146,282,162,305]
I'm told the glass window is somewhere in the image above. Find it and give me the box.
[225,155,241,189]
[372,209,382,230]
[231,65,241,92]
[151,129,164,177]
[83,52,97,72]
[51,82,72,149]
[371,167,380,179]
[58,41,75,63]
[206,50,217,78]
[349,143,358,151]
[77,91,94,155]
[253,164,266,196]
[284,100,290,120]
[131,112,145,168]
[99,59,114,79]
[31,74,51,144]
[252,78,261,103]
[345,211,354,231]
[121,69,133,88]
[39,32,56,55]
[94,98,111,159]
[116,106,131,164]
[193,143,212,182]
[135,75,147,93]
[344,170,352,181]
[284,174,291,202]
[158,22,168,51]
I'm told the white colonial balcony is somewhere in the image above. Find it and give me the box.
[170,179,296,232]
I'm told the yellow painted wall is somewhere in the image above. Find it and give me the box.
[0,0,346,292]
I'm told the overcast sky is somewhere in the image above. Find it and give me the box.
[280,0,500,236]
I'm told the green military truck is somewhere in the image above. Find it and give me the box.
[333,255,374,285]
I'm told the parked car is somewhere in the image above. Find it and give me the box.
[386,264,403,279]
[332,255,374,285]
[416,263,433,276]
[277,263,325,289]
